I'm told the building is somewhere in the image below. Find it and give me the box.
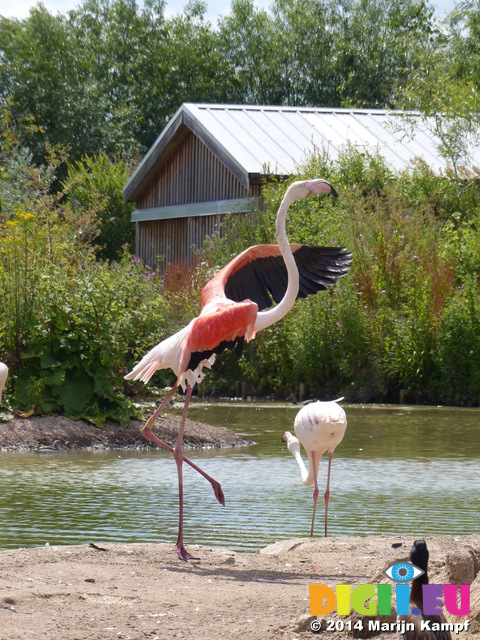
[123,103,479,270]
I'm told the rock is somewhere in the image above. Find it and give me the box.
[293,613,319,633]
[445,549,477,584]
[468,574,480,633]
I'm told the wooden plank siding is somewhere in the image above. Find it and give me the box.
[134,131,262,270]
[137,214,224,271]
[137,131,248,209]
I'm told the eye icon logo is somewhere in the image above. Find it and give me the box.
[385,562,424,583]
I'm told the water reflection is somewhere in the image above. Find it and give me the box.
[0,403,479,552]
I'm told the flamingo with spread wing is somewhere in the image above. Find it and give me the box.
[125,179,352,560]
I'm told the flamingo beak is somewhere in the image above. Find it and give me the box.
[304,179,338,199]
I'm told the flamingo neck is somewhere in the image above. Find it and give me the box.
[292,449,315,486]
[0,363,7,404]
[253,188,299,332]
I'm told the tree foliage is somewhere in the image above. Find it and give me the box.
[63,152,136,261]
[392,0,480,172]
[0,0,441,166]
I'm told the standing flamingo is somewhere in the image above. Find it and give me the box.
[125,179,351,560]
[282,399,347,537]
[0,363,8,405]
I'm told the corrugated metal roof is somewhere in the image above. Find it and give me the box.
[124,103,480,202]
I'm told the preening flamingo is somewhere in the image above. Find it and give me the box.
[0,363,8,405]
[282,398,347,537]
[125,179,351,560]
[399,540,452,640]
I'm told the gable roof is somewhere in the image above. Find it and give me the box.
[124,103,480,203]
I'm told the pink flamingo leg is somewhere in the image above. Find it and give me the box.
[310,451,319,538]
[324,451,333,537]
[174,385,196,561]
[142,430,225,506]
[143,382,180,432]
[142,385,224,506]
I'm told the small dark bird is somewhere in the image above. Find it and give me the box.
[399,540,452,640]
[286,393,316,406]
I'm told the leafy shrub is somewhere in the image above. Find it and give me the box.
[0,141,190,424]
[12,252,178,425]
[63,152,136,261]
[435,282,480,405]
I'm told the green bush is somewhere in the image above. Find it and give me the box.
[63,152,136,261]
[9,251,178,425]
[0,143,191,424]
[435,282,480,405]
[200,148,480,405]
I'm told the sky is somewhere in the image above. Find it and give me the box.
[0,0,458,23]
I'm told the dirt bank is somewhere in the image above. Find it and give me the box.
[0,412,253,451]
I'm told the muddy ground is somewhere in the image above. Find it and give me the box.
[0,412,253,451]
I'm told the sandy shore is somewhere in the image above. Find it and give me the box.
[0,536,479,640]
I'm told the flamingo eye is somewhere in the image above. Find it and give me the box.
[385,562,424,582]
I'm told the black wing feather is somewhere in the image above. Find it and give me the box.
[225,245,352,310]
[187,338,245,373]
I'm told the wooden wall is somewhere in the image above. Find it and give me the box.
[137,131,247,209]
[135,130,262,269]
[137,213,224,271]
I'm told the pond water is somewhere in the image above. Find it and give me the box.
[0,402,479,553]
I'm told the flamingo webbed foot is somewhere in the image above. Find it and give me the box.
[212,481,225,506]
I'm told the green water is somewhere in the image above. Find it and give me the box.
[0,402,478,552]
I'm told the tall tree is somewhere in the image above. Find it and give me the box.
[395,0,480,172]
[217,0,284,104]
[0,8,89,165]
[160,1,227,134]
[447,0,480,88]
[272,0,337,106]
[68,0,161,156]
[331,0,436,107]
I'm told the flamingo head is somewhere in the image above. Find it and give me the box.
[282,430,301,454]
[304,179,338,198]
[287,179,338,202]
